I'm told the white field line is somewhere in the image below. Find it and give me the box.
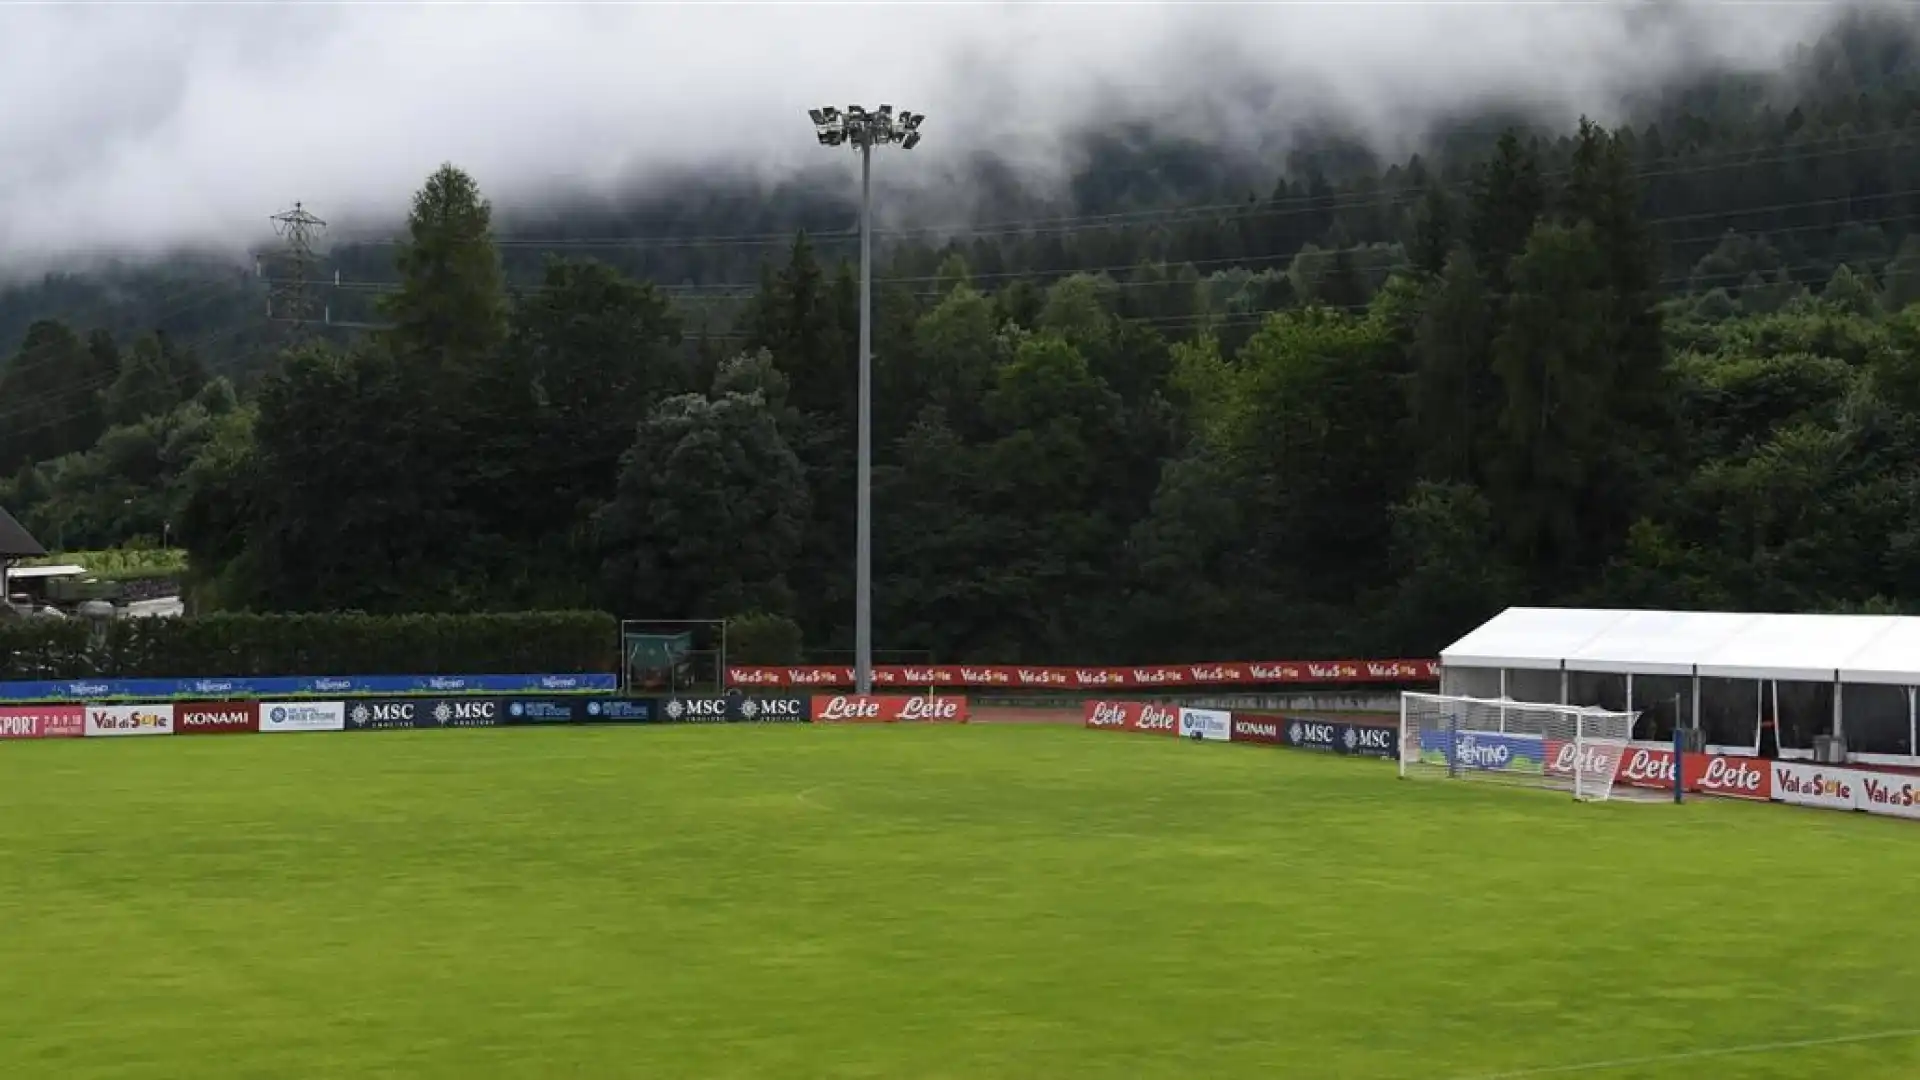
[1457,1028,1920,1079]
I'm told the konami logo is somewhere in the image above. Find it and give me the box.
[176,702,259,735]
[1230,718,1283,745]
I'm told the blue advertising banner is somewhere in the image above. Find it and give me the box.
[0,673,618,702]
[736,695,808,723]
[581,698,656,724]
[1280,717,1400,760]
[504,698,587,724]
[1417,728,1546,774]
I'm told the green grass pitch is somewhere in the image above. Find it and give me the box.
[2,724,1917,1079]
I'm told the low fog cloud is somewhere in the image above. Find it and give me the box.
[0,1,1882,270]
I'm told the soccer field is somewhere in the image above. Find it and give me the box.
[1,724,1916,1079]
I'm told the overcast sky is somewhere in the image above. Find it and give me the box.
[0,1,1886,271]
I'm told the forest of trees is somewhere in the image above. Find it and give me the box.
[8,14,1920,663]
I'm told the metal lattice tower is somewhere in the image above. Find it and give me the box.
[267,202,328,330]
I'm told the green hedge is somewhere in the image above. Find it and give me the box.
[0,610,616,680]
[0,618,95,681]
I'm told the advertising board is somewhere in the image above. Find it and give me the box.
[582,698,655,724]
[175,701,260,735]
[0,672,620,703]
[662,697,732,724]
[736,696,808,723]
[1417,728,1546,773]
[259,701,345,733]
[1178,707,1232,742]
[1280,717,1399,759]
[1858,773,1920,820]
[505,698,585,724]
[1771,761,1864,813]
[345,698,439,731]
[1610,745,1772,801]
[810,695,970,723]
[0,704,84,739]
[1339,723,1399,760]
[1229,715,1285,745]
[727,658,1440,690]
[84,703,175,737]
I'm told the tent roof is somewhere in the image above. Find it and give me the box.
[1441,607,1920,684]
[0,506,44,559]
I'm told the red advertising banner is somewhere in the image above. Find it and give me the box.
[1080,700,1180,736]
[1229,715,1286,745]
[809,695,971,723]
[733,659,1439,690]
[1566,743,1773,801]
[0,705,84,739]
[176,701,261,736]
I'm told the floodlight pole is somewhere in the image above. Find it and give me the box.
[810,104,922,697]
[856,139,874,697]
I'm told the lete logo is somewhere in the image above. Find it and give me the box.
[1136,705,1179,735]
[812,696,887,723]
[1084,701,1132,729]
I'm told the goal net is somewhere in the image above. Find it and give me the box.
[1399,691,1638,802]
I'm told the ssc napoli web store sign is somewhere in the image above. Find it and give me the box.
[260,701,345,733]
[582,698,655,724]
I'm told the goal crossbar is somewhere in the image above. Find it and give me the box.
[1399,691,1638,802]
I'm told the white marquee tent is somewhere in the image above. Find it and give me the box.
[1440,607,1920,765]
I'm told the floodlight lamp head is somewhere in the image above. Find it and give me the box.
[808,107,826,125]
[902,131,922,150]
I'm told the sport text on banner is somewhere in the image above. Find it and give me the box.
[0,704,84,738]
[732,660,1439,690]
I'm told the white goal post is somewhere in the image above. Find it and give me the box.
[1399,691,1639,802]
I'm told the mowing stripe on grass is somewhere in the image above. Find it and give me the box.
[1460,1028,1920,1078]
